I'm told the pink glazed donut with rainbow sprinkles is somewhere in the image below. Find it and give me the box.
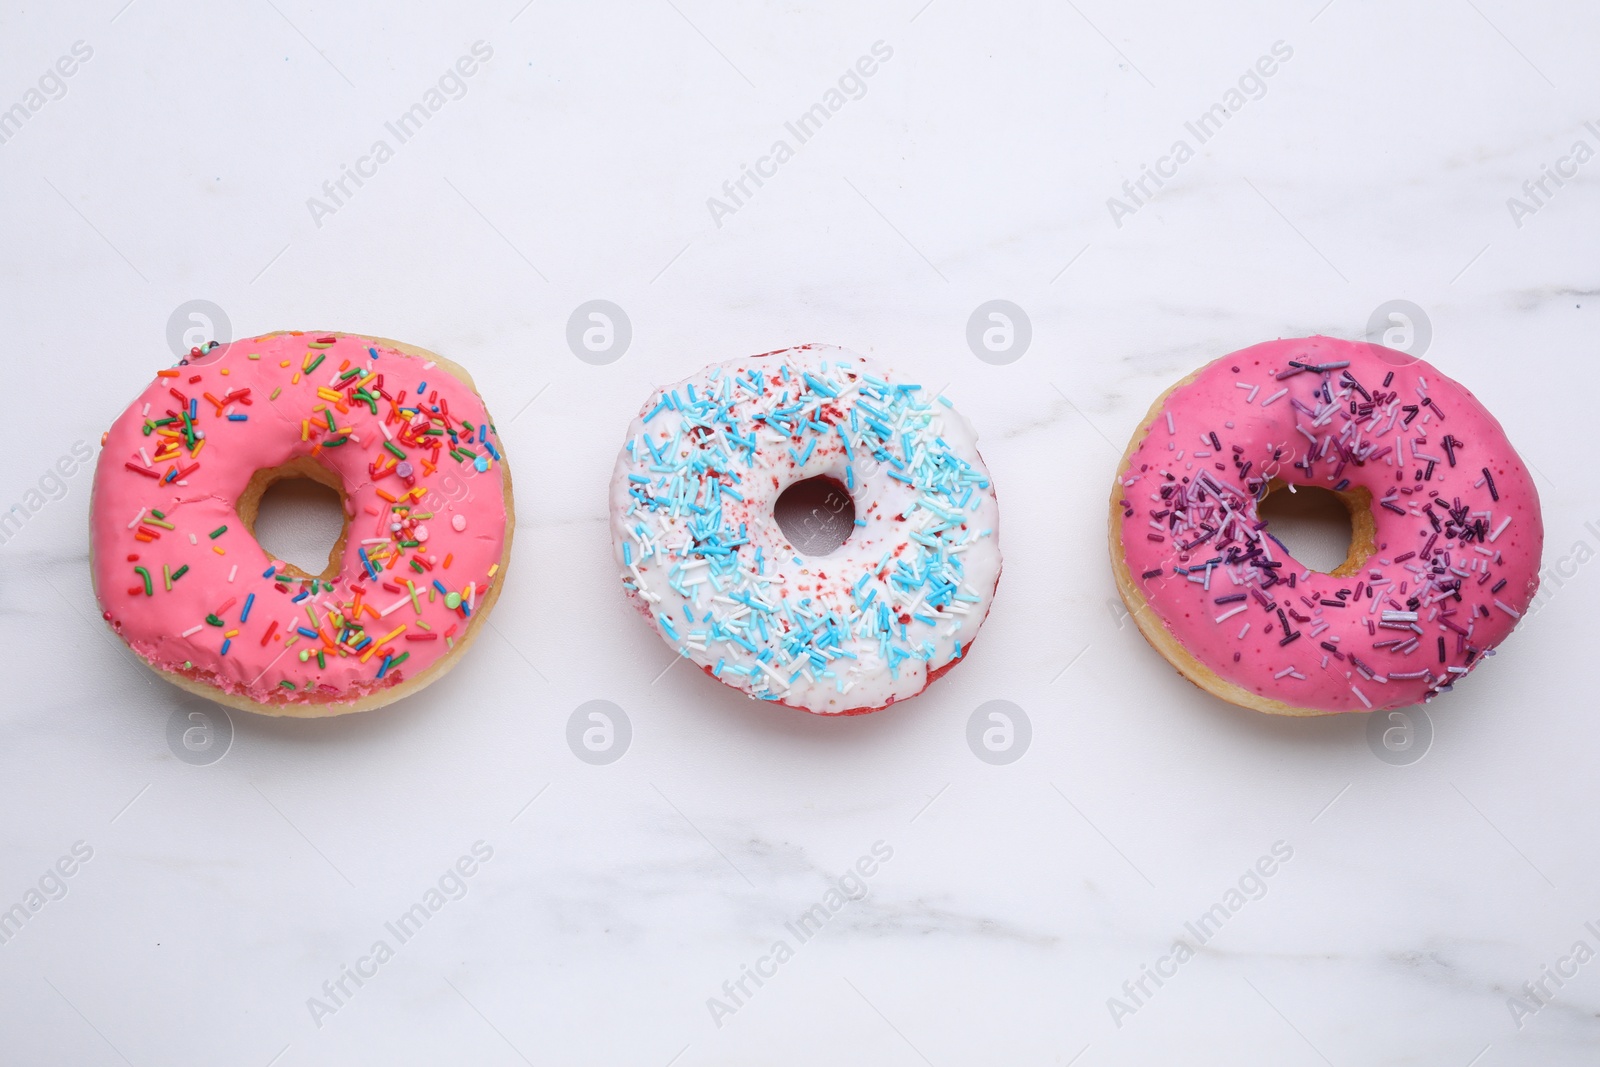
[90,331,513,717]
[610,345,1002,715]
[1110,336,1542,716]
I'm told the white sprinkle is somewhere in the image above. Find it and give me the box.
[1237,622,1251,639]
[1215,604,1248,624]
[1488,516,1512,542]
[1274,665,1297,679]
[188,533,198,545]
[1493,599,1521,618]
[126,507,146,529]
[1351,685,1372,708]
[1166,412,1175,435]
[1247,385,1259,403]
[180,624,203,637]
[227,565,237,582]
[379,595,412,617]
[1261,388,1288,407]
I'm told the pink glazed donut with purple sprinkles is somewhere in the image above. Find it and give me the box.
[1111,336,1542,716]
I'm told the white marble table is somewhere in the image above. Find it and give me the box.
[2,1,1597,1064]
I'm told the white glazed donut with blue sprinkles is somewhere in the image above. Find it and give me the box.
[609,344,1002,715]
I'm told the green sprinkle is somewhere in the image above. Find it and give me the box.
[270,386,281,400]
[134,566,152,596]
[205,614,224,626]
[384,441,407,460]
[279,680,296,690]
[316,650,326,670]
[304,353,325,373]
[171,564,190,582]
[387,651,409,670]
[209,525,227,539]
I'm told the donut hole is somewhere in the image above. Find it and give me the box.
[774,476,855,556]
[1257,482,1375,576]
[236,459,349,580]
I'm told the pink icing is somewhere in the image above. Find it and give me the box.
[90,332,511,707]
[1115,337,1543,713]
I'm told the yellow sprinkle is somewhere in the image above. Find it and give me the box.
[301,419,309,441]
[487,563,499,577]
[212,545,225,555]
[360,624,407,662]
[224,629,239,638]
[220,368,230,375]
[248,353,261,360]
[291,372,301,385]
[279,359,290,367]
[317,388,343,403]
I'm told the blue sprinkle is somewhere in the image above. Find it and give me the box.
[240,593,255,622]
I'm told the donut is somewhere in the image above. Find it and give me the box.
[90,331,514,717]
[609,345,1002,715]
[1110,336,1542,716]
